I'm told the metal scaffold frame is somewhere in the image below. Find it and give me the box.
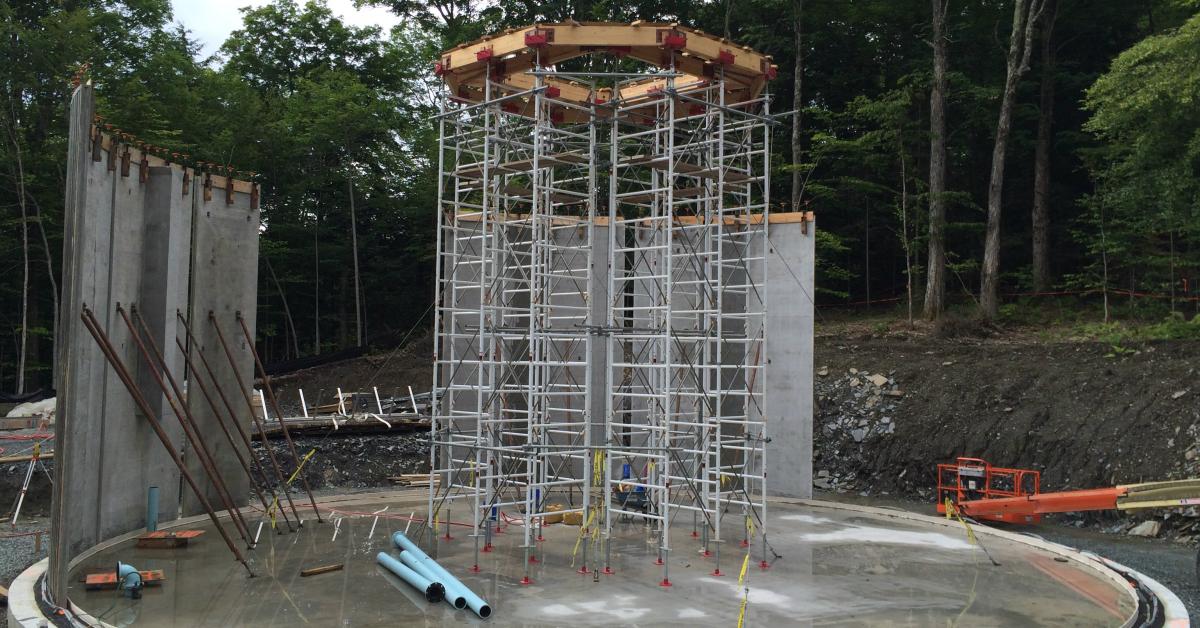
[429,24,775,585]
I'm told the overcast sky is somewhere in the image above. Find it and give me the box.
[172,0,403,56]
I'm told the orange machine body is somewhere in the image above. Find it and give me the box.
[936,457,1127,523]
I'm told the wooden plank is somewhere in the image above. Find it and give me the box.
[84,570,165,590]
[0,451,53,464]
[300,563,344,577]
[136,529,205,548]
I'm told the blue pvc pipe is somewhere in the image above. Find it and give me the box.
[376,552,446,603]
[399,550,466,609]
[146,486,159,532]
[392,532,492,619]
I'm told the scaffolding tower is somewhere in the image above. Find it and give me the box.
[429,23,778,585]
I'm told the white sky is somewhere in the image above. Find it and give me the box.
[171,0,404,56]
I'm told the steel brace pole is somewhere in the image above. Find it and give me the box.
[176,309,302,525]
[234,311,323,522]
[170,327,292,533]
[80,306,253,576]
[116,305,253,547]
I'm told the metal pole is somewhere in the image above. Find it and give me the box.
[172,331,292,532]
[80,306,252,576]
[193,310,303,524]
[116,305,253,546]
[234,311,323,522]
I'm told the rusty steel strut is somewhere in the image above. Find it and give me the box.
[80,306,253,576]
[179,310,303,525]
[116,305,253,547]
[172,332,293,533]
[235,311,323,522]
[210,311,322,522]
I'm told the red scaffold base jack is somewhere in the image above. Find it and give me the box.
[482,543,493,553]
[759,560,770,570]
[740,539,749,547]
[577,566,590,574]
[659,578,672,587]
[701,550,712,557]
[521,576,533,585]
[654,557,664,566]
[691,531,699,538]
[443,533,454,541]
[470,564,481,573]
[537,535,545,542]
[529,555,539,563]
[602,566,614,575]
[712,568,724,576]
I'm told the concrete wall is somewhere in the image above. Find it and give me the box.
[51,85,260,599]
[763,218,816,499]
[183,175,260,516]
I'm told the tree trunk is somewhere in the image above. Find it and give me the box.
[314,210,321,355]
[901,146,913,325]
[1031,0,1057,292]
[9,118,30,394]
[348,177,363,347]
[265,255,300,359]
[791,0,804,212]
[923,0,949,320]
[981,0,1044,319]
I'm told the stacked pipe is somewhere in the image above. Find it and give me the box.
[376,531,492,619]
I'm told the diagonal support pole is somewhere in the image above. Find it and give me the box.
[81,306,253,576]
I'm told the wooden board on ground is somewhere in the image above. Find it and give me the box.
[136,530,205,548]
[84,570,165,590]
[300,563,344,577]
[388,474,440,487]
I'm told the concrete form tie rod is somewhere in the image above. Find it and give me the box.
[226,311,323,522]
[203,311,308,524]
[171,330,292,533]
[116,305,254,547]
[80,306,253,576]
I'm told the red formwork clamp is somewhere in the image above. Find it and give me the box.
[762,60,778,80]
[660,29,687,50]
[525,28,552,48]
[717,49,736,66]
[545,85,561,98]
[476,47,494,62]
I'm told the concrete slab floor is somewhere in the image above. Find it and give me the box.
[68,495,1136,626]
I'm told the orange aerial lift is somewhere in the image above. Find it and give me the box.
[936,457,1200,524]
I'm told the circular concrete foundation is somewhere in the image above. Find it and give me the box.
[16,491,1174,626]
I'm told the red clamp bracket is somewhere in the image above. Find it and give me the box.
[525,28,553,48]
[659,29,687,50]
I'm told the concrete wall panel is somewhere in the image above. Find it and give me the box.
[183,180,259,516]
[763,220,816,499]
[53,86,261,599]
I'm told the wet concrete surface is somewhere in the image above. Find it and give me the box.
[67,496,1136,627]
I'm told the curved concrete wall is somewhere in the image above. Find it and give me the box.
[49,84,260,600]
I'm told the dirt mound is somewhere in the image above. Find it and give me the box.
[814,336,1200,505]
[267,332,434,415]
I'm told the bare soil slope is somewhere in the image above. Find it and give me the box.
[814,332,1200,503]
